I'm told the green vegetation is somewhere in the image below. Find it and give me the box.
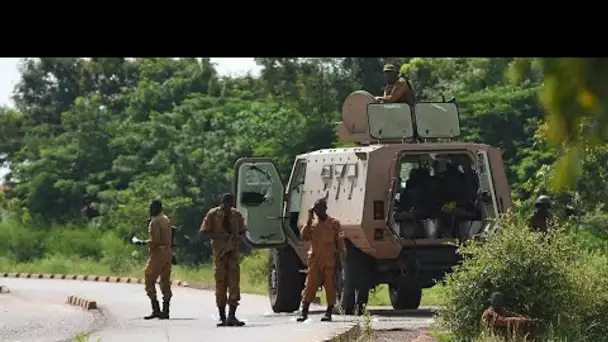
[72,332,100,342]
[0,217,442,306]
[1,58,608,341]
[434,213,608,342]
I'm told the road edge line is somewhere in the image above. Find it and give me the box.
[2,272,192,289]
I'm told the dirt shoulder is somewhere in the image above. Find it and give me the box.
[373,328,438,342]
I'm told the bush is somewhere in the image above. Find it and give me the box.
[0,219,46,262]
[241,249,269,285]
[44,224,104,260]
[436,213,608,342]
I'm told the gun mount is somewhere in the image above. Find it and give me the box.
[338,90,461,145]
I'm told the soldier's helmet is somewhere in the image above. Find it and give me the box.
[535,195,552,206]
[383,64,397,72]
[565,205,576,217]
[488,292,504,307]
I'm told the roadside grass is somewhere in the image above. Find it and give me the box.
[0,251,444,307]
[317,283,444,307]
[0,255,267,296]
[0,218,444,307]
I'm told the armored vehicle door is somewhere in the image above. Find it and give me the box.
[475,150,499,228]
[234,158,287,248]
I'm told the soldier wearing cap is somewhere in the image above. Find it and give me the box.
[139,199,173,320]
[527,195,554,233]
[481,292,537,339]
[297,197,346,323]
[375,64,416,105]
[200,193,247,327]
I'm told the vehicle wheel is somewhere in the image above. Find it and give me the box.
[389,281,422,310]
[339,240,372,315]
[268,247,304,313]
[339,261,356,314]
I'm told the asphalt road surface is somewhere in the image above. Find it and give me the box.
[0,278,434,342]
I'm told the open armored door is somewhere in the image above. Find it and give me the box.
[234,158,287,248]
[475,150,500,232]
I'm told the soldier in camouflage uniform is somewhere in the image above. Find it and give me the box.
[142,199,173,320]
[527,195,554,233]
[375,64,416,105]
[481,292,537,340]
[200,193,247,327]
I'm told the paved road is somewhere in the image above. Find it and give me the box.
[0,287,98,342]
[0,278,434,342]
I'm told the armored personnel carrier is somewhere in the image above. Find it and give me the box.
[233,90,512,314]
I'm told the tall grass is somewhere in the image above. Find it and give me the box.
[0,218,444,306]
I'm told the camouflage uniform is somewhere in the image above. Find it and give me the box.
[200,194,247,327]
[297,198,346,322]
[143,200,173,320]
[378,64,416,105]
[527,195,553,233]
[481,292,537,340]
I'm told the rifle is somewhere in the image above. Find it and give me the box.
[215,233,245,260]
[131,219,181,265]
[334,251,344,294]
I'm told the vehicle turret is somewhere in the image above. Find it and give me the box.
[338,90,462,145]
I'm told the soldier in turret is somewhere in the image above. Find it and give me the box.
[375,64,416,105]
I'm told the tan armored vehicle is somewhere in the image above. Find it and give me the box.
[233,90,512,314]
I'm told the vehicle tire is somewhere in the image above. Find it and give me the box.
[340,261,356,314]
[268,247,304,313]
[339,240,372,315]
[389,281,422,310]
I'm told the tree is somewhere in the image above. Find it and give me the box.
[511,58,608,189]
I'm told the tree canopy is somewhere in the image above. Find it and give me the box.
[0,57,605,264]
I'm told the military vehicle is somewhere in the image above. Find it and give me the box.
[232,90,512,314]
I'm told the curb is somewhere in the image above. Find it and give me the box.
[1,272,190,287]
[0,285,9,294]
[326,323,361,342]
[67,295,98,310]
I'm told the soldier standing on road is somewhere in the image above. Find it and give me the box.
[297,198,346,322]
[200,193,247,327]
[142,199,173,320]
[375,64,416,105]
[481,292,537,340]
[527,195,554,233]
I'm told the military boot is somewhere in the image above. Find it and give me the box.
[144,299,161,320]
[227,305,246,327]
[356,303,367,316]
[296,302,310,322]
[158,300,170,319]
[321,305,334,322]
[217,306,227,327]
